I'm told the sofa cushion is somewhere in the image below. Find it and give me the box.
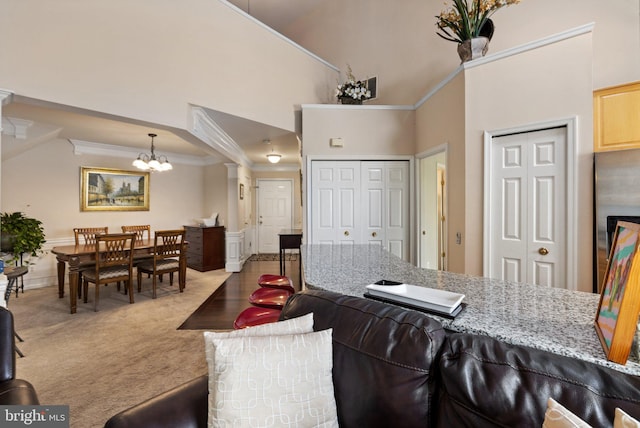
[436,332,640,427]
[280,290,447,428]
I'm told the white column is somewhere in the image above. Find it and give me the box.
[225,163,245,272]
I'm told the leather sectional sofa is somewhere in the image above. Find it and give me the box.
[105,290,640,427]
[0,306,39,405]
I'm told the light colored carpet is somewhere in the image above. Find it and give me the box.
[7,268,231,428]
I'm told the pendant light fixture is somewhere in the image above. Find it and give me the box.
[132,133,173,172]
[266,147,281,164]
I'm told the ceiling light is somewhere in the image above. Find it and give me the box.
[133,133,173,172]
[266,148,281,164]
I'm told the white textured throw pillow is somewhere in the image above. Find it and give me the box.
[204,313,317,427]
[615,408,640,428]
[208,329,338,428]
[543,398,593,428]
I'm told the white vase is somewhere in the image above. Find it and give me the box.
[457,37,490,63]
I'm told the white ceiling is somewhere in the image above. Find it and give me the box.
[1,1,316,169]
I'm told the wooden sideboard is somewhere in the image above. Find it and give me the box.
[184,226,225,272]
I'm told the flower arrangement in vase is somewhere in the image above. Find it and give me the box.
[335,65,371,105]
[435,0,522,62]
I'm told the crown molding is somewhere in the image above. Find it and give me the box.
[68,139,216,166]
[218,0,339,73]
[0,89,13,105]
[416,23,595,108]
[1,117,34,139]
[189,106,253,168]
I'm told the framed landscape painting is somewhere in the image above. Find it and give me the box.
[595,221,640,364]
[80,167,150,211]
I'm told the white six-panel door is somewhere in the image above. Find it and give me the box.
[257,179,293,253]
[311,160,409,260]
[311,161,360,245]
[489,128,567,287]
[361,161,410,259]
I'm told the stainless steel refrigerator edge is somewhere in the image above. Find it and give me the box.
[594,149,640,292]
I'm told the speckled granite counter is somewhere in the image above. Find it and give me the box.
[301,244,640,376]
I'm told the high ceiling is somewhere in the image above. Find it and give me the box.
[1,1,315,170]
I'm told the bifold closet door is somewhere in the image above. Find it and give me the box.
[310,160,410,261]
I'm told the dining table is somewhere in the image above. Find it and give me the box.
[52,238,159,314]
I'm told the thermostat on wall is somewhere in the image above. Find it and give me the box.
[330,138,343,147]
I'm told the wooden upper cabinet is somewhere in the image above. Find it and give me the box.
[594,81,640,152]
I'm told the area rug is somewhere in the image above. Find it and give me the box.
[8,268,230,428]
[248,253,298,261]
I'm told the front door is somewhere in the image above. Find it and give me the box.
[257,179,293,254]
[488,127,567,287]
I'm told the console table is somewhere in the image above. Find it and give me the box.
[184,226,225,272]
[301,244,640,375]
[278,229,302,276]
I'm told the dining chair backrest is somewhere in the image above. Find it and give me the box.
[121,225,150,243]
[74,227,108,246]
[153,229,185,262]
[95,233,135,270]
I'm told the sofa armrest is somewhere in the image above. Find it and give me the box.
[0,379,39,405]
[104,375,208,428]
[0,307,16,382]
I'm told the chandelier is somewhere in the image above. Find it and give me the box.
[132,133,173,172]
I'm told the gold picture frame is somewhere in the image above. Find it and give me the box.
[80,167,150,211]
[595,221,640,364]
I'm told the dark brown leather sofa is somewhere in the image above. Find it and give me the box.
[105,290,640,428]
[0,306,39,405]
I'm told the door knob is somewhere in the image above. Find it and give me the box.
[372,232,377,237]
[344,231,350,236]
[422,230,426,235]
[538,247,549,255]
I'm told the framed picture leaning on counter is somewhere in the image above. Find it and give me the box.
[595,221,640,365]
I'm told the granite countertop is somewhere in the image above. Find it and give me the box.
[301,244,640,376]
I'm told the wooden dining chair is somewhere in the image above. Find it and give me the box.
[136,229,186,299]
[73,227,108,298]
[82,233,135,311]
[74,227,108,245]
[121,225,150,242]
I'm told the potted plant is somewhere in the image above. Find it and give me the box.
[0,212,46,264]
[435,0,522,62]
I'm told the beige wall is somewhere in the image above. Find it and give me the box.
[415,74,466,274]
[301,106,416,156]
[286,0,640,105]
[0,0,338,133]
[1,139,206,240]
[464,32,594,292]
[203,163,229,227]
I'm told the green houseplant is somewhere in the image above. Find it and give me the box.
[0,212,46,263]
[435,0,522,62]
